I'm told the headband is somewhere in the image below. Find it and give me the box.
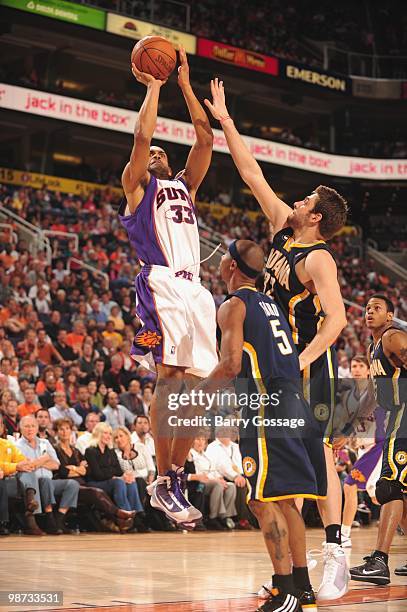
[228,240,259,279]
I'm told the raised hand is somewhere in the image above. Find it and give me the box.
[131,62,166,88]
[177,46,190,91]
[204,78,229,121]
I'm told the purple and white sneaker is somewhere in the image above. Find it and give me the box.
[147,470,202,524]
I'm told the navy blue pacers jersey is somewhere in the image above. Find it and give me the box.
[369,327,407,413]
[263,227,335,346]
[222,287,327,501]
[225,286,300,391]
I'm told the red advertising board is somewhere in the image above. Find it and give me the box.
[198,38,278,75]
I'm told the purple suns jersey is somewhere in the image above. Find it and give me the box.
[118,174,200,274]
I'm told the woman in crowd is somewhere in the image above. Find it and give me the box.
[84,422,146,531]
[64,368,79,404]
[53,418,135,532]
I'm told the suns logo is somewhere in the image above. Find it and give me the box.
[135,331,162,348]
[243,456,257,478]
[350,469,366,483]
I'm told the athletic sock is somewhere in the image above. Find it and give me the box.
[292,566,312,591]
[373,550,389,565]
[273,573,297,597]
[341,524,351,538]
[325,523,341,545]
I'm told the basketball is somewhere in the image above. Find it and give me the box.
[131,35,177,80]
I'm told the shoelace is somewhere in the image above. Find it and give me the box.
[362,554,382,568]
[323,548,342,582]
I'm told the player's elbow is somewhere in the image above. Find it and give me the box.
[196,131,214,148]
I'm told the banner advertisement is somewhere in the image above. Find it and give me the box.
[197,38,278,76]
[352,76,401,99]
[106,13,196,54]
[0,167,122,196]
[281,60,350,94]
[1,84,406,180]
[0,0,106,29]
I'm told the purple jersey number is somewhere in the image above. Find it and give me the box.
[170,204,195,224]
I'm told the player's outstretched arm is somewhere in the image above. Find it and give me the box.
[382,328,407,369]
[298,250,347,370]
[178,47,213,201]
[122,64,166,212]
[205,78,292,233]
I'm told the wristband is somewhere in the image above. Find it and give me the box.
[219,115,232,124]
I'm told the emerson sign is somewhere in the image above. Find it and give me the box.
[283,61,348,93]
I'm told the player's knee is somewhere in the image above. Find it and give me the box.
[375,478,403,505]
[248,500,264,517]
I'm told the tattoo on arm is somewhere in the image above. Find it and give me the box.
[264,520,287,561]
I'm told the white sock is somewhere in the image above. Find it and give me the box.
[341,525,351,538]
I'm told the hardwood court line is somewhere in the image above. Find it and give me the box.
[15,586,407,612]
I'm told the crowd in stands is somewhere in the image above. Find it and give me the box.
[0,180,406,535]
[87,0,407,60]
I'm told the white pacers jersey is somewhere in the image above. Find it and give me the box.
[119,174,200,276]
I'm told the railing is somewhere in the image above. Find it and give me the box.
[324,46,407,79]
[68,257,109,288]
[0,205,52,262]
[43,231,79,253]
[367,246,407,283]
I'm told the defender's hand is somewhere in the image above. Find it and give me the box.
[204,78,229,121]
[177,46,190,90]
[131,63,166,87]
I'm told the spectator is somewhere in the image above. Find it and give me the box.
[0,414,43,535]
[78,341,96,384]
[140,386,153,417]
[16,415,80,534]
[102,320,123,350]
[120,379,143,415]
[88,380,106,411]
[75,412,101,455]
[64,368,79,404]
[35,408,56,444]
[112,426,151,531]
[36,328,64,367]
[189,436,237,530]
[1,357,19,397]
[103,353,127,393]
[206,428,252,530]
[84,423,144,517]
[54,418,135,533]
[87,298,108,328]
[66,320,85,356]
[38,371,58,409]
[17,386,41,418]
[73,385,101,427]
[3,398,20,437]
[54,329,77,366]
[49,391,82,428]
[103,391,134,429]
[45,310,63,342]
[131,415,156,459]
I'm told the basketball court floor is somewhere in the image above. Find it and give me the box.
[1,526,406,611]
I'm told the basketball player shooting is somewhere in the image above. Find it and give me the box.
[205,79,350,600]
[119,48,218,527]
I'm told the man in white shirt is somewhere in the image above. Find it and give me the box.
[75,412,100,455]
[206,428,252,529]
[49,391,82,428]
[16,416,79,534]
[103,391,134,429]
[189,436,236,529]
[131,415,156,459]
[0,357,19,398]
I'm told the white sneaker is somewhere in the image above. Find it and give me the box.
[341,535,352,548]
[317,543,349,601]
[257,551,319,599]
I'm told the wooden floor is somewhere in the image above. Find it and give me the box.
[0,525,406,611]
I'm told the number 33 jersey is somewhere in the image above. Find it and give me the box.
[119,174,200,275]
